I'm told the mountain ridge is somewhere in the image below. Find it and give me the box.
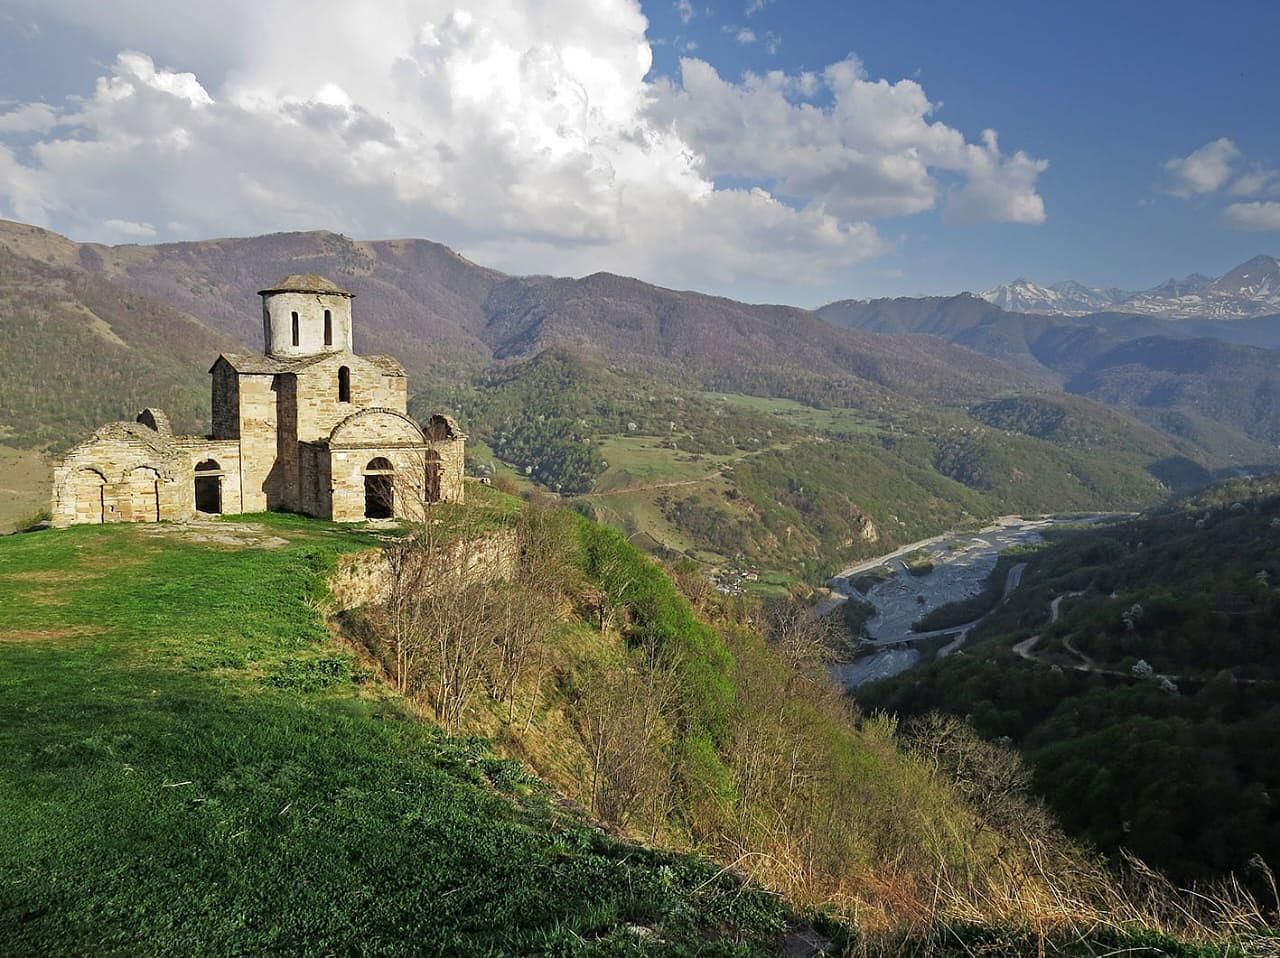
[979,254,1280,319]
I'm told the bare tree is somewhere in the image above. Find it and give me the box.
[575,658,680,835]
[380,529,431,694]
[766,598,840,683]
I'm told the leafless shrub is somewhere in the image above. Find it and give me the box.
[575,658,680,836]
[765,598,840,681]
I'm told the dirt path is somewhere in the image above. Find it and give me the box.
[591,476,716,497]
[1011,592,1272,687]
[1014,591,1081,661]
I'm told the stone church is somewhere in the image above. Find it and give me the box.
[51,275,465,527]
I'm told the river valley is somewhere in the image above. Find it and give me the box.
[826,514,1124,689]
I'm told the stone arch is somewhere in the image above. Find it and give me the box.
[136,408,173,437]
[124,466,161,523]
[68,467,107,524]
[363,457,395,519]
[329,407,426,447]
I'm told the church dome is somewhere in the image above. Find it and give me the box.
[258,274,354,297]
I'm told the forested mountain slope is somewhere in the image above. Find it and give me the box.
[860,476,1280,882]
[820,293,1280,458]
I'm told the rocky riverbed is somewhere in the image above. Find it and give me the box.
[827,514,1122,689]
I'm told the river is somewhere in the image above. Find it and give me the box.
[824,514,1124,689]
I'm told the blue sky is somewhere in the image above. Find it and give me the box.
[641,0,1280,296]
[1,0,1277,304]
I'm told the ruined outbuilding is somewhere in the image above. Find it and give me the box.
[52,275,464,526]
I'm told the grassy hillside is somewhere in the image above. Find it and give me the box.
[0,246,241,450]
[3,496,1257,955]
[0,447,51,532]
[0,510,804,955]
[860,476,1280,883]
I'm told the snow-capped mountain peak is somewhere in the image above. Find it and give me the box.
[980,278,1124,315]
[978,255,1280,319]
[1213,255,1280,297]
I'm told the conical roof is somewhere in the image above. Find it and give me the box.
[257,274,354,297]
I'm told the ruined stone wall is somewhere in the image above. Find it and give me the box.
[236,374,278,513]
[174,437,243,515]
[327,528,519,609]
[51,427,190,527]
[426,438,466,505]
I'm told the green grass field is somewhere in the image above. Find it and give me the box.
[591,436,732,492]
[0,517,794,956]
[701,393,879,437]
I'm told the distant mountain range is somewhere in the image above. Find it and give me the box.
[4,216,1280,539]
[817,290,1280,455]
[979,254,1280,319]
[2,217,1209,566]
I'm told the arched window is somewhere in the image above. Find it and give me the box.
[338,366,351,402]
[291,311,300,346]
[323,309,332,346]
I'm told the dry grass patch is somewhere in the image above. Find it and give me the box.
[3,568,104,583]
[0,625,105,642]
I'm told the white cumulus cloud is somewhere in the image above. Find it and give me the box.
[0,0,1047,297]
[1228,165,1280,198]
[1164,137,1239,196]
[1222,201,1280,231]
[651,56,1048,223]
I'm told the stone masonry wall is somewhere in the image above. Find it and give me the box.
[329,446,431,523]
[51,429,190,527]
[263,290,353,358]
[236,374,278,513]
[174,437,243,515]
[298,442,332,518]
[427,438,466,505]
[327,529,519,609]
[293,354,406,444]
[211,362,240,440]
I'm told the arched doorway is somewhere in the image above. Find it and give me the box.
[71,468,106,524]
[194,459,223,514]
[125,466,160,522]
[424,450,442,503]
[364,457,394,519]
